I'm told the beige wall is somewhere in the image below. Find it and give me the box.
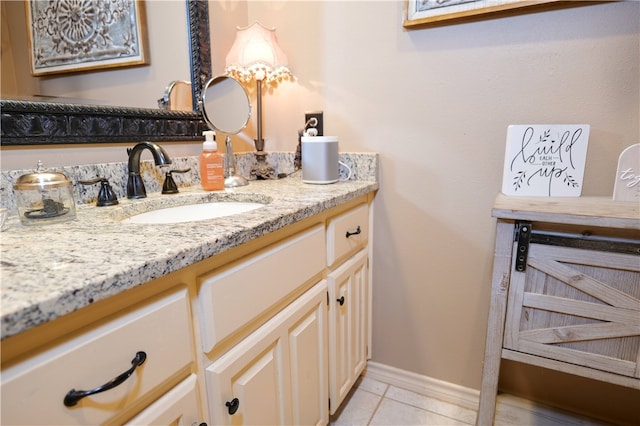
[2,0,639,421]
[210,1,640,422]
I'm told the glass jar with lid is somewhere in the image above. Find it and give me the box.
[13,161,76,226]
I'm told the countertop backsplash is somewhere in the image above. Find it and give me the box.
[0,152,378,215]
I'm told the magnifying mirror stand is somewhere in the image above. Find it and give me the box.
[224,135,249,187]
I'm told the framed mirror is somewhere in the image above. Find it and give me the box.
[0,0,211,146]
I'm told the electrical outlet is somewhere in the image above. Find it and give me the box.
[305,111,323,136]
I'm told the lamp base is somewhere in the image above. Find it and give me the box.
[251,151,276,180]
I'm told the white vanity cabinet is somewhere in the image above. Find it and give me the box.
[1,288,200,426]
[0,193,376,426]
[477,195,640,426]
[326,203,371,414]
[199,198,373,423]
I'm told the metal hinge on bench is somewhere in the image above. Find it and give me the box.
[514,221,532,272]
[513,221,640,273]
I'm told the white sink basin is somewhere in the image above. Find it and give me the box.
[122,201,265,224]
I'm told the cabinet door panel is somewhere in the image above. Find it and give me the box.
[504,244,640,378]
[206,281,328,425]
[124,374,201,426]
[234,344,284,425]
[289,290,328,426]
[207,331,287,425]
[328,249,368,413]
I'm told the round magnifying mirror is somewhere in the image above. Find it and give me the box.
[202,75,251,134]
[201,75,251,187]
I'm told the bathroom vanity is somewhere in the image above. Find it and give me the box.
[477,195,640,425]
[0,173,377,425]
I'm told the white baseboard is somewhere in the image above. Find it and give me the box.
[363,361,607,426]
[363,361,480,411]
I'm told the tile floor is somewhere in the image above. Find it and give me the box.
[329,376,610,426]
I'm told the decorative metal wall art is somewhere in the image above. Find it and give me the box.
[26,0,149,75]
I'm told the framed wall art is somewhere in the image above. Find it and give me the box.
[26,0,148,76]
[404,0,590,28]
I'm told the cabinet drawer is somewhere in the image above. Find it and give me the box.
[198,224,325,353]
[1,289,193,426]
[327,203,369,267]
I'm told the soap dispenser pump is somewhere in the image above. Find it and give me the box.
[200,131,224,191]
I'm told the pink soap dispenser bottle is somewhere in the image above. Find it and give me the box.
[200,131,224,191]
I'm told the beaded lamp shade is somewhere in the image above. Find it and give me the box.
[225,22,293,90]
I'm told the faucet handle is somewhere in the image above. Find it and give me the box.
[162,168,190,194]
[79,178,119,207]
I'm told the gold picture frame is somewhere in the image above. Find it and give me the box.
[404,0,595,29]
[26,0,149,76]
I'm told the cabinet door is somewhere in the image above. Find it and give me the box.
[327,249,369,414]
[288,287,329,426]
[124,374,202,426]
[504,243,640,379]
[206,281,328,425]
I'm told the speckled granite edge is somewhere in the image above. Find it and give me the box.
[0,152,378,216]
[1,152,378,340]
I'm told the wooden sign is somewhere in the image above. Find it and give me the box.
[613,143,640,202]
[502,125,590,197]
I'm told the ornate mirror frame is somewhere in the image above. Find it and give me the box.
[0,0,211,146]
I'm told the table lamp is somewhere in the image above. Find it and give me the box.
[225,22,293,179]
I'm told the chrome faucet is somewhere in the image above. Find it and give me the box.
[127,142,172,199]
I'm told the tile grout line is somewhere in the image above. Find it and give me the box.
[365,384,390,425]
[376,384,476,425]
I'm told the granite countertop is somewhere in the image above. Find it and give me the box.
[1,175,377,340]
